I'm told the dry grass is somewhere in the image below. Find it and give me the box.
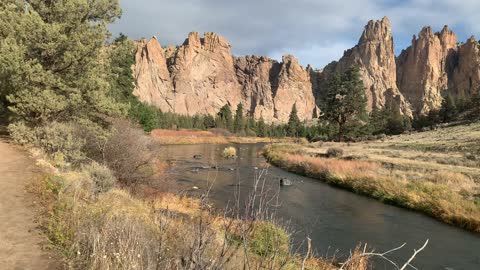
[264,140,480,233]
[222,146,237,158]
[151,129,293,145]
[29,164,339,269]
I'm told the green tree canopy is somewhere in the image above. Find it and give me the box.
[233,103,245,133]
[0,0,125,127]
[216,104,233,131]
[321,67,367,141]
[439,95,458,123]
[287,104,301,137]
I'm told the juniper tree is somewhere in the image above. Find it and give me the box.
[233,103,245,133]
[439,95,458,123]
[322,67,367,141]
[287,104,301,137]
[0,0,126,128]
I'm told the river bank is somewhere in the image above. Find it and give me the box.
[26,144,339,269]
[262,124,480,233]
[150,129,301,145]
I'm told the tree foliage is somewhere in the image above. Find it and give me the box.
[287,104,301,137]
[233,103,245,133]
[1,0,125,127]
[321,67,367,140]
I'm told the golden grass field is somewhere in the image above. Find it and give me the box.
[150,129,296,145]
[264,123,480,232]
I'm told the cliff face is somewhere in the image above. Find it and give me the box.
[396,26,457,114]
[133,18,480,120]
[133,33,317,123]
[322,17,412,116]
[133,37,174,110]
[451,37,480,97]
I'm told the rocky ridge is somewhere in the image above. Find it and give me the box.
[133,17,480,121]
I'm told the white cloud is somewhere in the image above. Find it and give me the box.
[110,0,480,68]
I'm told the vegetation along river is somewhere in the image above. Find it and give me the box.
[159,143,480,269]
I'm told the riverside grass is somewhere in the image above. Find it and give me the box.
[150,129,296,145]
[28,155,337,269]
[263,144,480,233]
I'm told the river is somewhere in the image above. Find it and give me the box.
[158,143,480,269]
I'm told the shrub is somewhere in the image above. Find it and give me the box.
[10,121,85,165]
[326,147,344,158]
[8,121,35,145]
[103,119,154,184]
[465,153,478,161]
[35,122,86,164]
[81,162,116,196]
[222,146,237,158]
[250,222,289,257]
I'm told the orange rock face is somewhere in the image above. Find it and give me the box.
[133,19,480,120]
[133,33,317,123]
[451,37,480,97]
[396,26,458,114]
[322,17,412,116]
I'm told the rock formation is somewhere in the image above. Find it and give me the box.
[133,37,175,110]
[451,37,480,97]
[234,55,279,121]
[133,17,480,120]
[322,17,412,116]
[133,33,317,123]
[396,26,458,114]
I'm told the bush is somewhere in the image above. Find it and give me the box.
[250,222,289,257]
[326,147,344,158]
[8,121,35,145]
[103,119,154,184]
[222,146,237,158]
[10,121,85,165]
[81,162,116,196]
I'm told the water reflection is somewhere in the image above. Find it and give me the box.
[157,143,480,269]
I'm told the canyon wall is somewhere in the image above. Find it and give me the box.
[133,17,480,120]
[322,17,412,116]
[133,33,317,123]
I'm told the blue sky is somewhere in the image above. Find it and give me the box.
[109,0,480,68]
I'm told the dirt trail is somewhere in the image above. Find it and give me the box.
[0,136,62,269]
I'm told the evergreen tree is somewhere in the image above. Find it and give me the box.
[322,67,367,141]
[439,95,458,123]
[257,117,267,137]
[468,93,480,121]
[287,104,301,137]
[192,114,205,129]
[203,114,216,129]
[0,0,125,127]
[386,108,407,135]
[233,103,245,133]
[217,104,233,131]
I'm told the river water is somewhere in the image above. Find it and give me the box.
[159,143,480,269]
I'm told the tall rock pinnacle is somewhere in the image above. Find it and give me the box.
[322,17,412,116]
[396,25,457,114]
[133,33,318,123]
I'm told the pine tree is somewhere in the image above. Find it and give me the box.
[439,95,458,123]
[217,104,233,131]
[203,114,216,129]
[287,104,301,137]
[1,0,125,127]
[233,103,245,133]
[257,117,267,137]
[322,67,367,141]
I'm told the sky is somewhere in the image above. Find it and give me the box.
[109,0,480,69]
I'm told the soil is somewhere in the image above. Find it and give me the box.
[0,136,63,269]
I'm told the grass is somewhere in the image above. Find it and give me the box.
[263,123,480,233]
[29,155,339,269]
[222,146,237,158]
[150,129,295,145]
